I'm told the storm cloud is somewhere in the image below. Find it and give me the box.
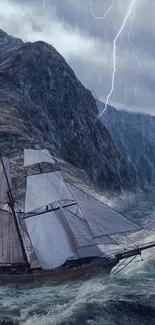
[0,0,155,115]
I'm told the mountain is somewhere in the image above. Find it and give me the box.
[0,29,133,192]
[0,29,23,64]
[96,98,155,190]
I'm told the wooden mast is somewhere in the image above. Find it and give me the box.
[0,155,29,267]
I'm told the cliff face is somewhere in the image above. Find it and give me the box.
[97,98,155,190]
[0,30,133,191]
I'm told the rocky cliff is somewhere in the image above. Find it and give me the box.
[0,30,133,191]
[0,29,23,64]
[97,98,155,190]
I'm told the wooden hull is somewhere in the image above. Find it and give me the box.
[0,257,118,285]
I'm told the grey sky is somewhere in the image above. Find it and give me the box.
[0,0,155,115]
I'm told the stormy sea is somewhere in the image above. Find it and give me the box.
[0,258,155,325]
[1,191,155,325]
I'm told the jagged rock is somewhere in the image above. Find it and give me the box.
[0,30,133,192]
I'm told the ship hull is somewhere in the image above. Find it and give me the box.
[0,257,118,285]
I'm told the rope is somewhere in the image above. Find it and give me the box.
[111,255,137,276]
[111,258,127,275]
[121,232,138,249]
[140,252,155,262]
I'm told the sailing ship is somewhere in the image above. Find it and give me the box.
[0,148,155,285]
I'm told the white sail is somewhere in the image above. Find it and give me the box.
[24,149,55,167]
[0,209,25,264]
[25,172,74,213]
[0,157,12,204]
[78,246,102,258]
[25,210,77,270]
[66,204,86,220]
[62,207,114,247]
[67,185,141,237]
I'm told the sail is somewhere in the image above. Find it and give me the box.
[0,209,25,264]
[62,207,114,247]
[0,157,12,204]
[66,204,86,220]
[67,185,141,237]
[24,149,55,167]
[78,246,102,258]
[25,172,74,213]
[25,210,77,270]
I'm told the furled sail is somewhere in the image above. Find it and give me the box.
[25,172,74,213]
[61,207,114,247]
[24,149,55,167]
[67,185,141,237]
[0,157,12,204]
[0,209,25,264]
[25,210,77,270]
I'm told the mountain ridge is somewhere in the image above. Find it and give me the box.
[0,30,133,192]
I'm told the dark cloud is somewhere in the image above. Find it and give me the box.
[0,0,155,115]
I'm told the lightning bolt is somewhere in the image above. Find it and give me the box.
[95,0,137,118]
[128,3,141,66]
[89,0,116,19]
[128,3,136,50]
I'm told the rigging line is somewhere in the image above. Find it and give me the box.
[143,228,155,236]
[121,231,138,249]
[7,210,11,263]
[111,258,127,275]
[104,189,151,218]
[107,234,133,249]
[103,188,155,227]
[77,185,143,230]
[111,255,137,276]
[141,252,155,261]
[0,210,4,258]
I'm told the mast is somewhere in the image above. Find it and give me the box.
[0,155,29,267]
